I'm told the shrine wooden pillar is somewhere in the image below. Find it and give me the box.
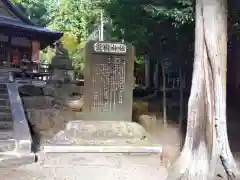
[31,41,40,72]
[7,36,11,68]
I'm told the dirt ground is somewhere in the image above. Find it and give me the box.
[144,96,240,179]
[20,94,240,179]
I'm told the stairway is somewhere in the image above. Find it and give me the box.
[0,84,15,152]
[0,83,35,168]
[0,69,12,82]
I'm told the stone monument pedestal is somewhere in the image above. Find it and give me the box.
[43,120,162,154]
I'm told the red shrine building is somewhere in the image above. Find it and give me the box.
[0,0,63,69]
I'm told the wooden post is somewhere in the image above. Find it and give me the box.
[7,36,11,68]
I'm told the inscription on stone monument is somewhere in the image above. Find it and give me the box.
[84,41,134,121]
[91,55,126,112]
[93,42,127,53]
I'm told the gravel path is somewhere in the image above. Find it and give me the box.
[0,152,166,180]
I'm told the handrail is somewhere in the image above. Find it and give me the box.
[7,83,32,153]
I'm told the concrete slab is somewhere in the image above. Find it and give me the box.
[0,152,36,168]
[44,145,162,153]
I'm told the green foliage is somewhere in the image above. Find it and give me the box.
[13,0,196,75]
[135,56,145,73]
[101,0,150,55]
[102,0,195,68]
[48,0,101,42]
[46,0,103,76]
[60,33,85,76]
[11,0,240,66]
[12,0,51,26]
[144,0,194,27]
[14,0,102,76]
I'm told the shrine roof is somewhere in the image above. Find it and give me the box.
[0,0,63,48]
[3,0,37,26]
[0,16,62,35]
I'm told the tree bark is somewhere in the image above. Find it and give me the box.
[166,0,237,179]
[167,2,212,179]
[179,68,183,135]
[202,0,237,178]
[145,55,150,87]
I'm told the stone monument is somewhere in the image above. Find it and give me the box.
[50,41,74,83]
[42,42,162,153]
[84,41,135,121]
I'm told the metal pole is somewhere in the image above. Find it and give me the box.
[100,10,104,41]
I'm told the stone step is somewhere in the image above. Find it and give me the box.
[0,94,8,99]
[0,130,14,140]
[0,98,9,106]
[0,84,6,89]
[0,81,11,84]
[0,88,7,94]
[0,105,11,112]
[0,139,16,152]
[0,112,12,121]
[0,153,36,168]
[0,73,9,76]
[0,121,13,130]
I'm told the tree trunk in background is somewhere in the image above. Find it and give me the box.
[166,0,237,179]
[179,68,183,133]
[148,57,155,89]
[161,60,167,126]
[154,60,160,90]
[144,55,150,87]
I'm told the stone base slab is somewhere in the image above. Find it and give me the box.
[43,120,162,154]
[43,145,162,153]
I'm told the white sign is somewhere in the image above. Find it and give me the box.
[93,42,127,53]
[32,81,46,86]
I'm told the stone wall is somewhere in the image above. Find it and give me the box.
[22,96,56,109]
[20,95,84,145]
[26,109,82,144]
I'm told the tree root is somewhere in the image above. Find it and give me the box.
[215,119,238,179]
[167,141,211,180]
[219,139,238,180]
[166,148,192,180]
[220,155,236,180]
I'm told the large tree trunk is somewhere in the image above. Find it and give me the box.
[166,0,237,179]
[202,0,237,178]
